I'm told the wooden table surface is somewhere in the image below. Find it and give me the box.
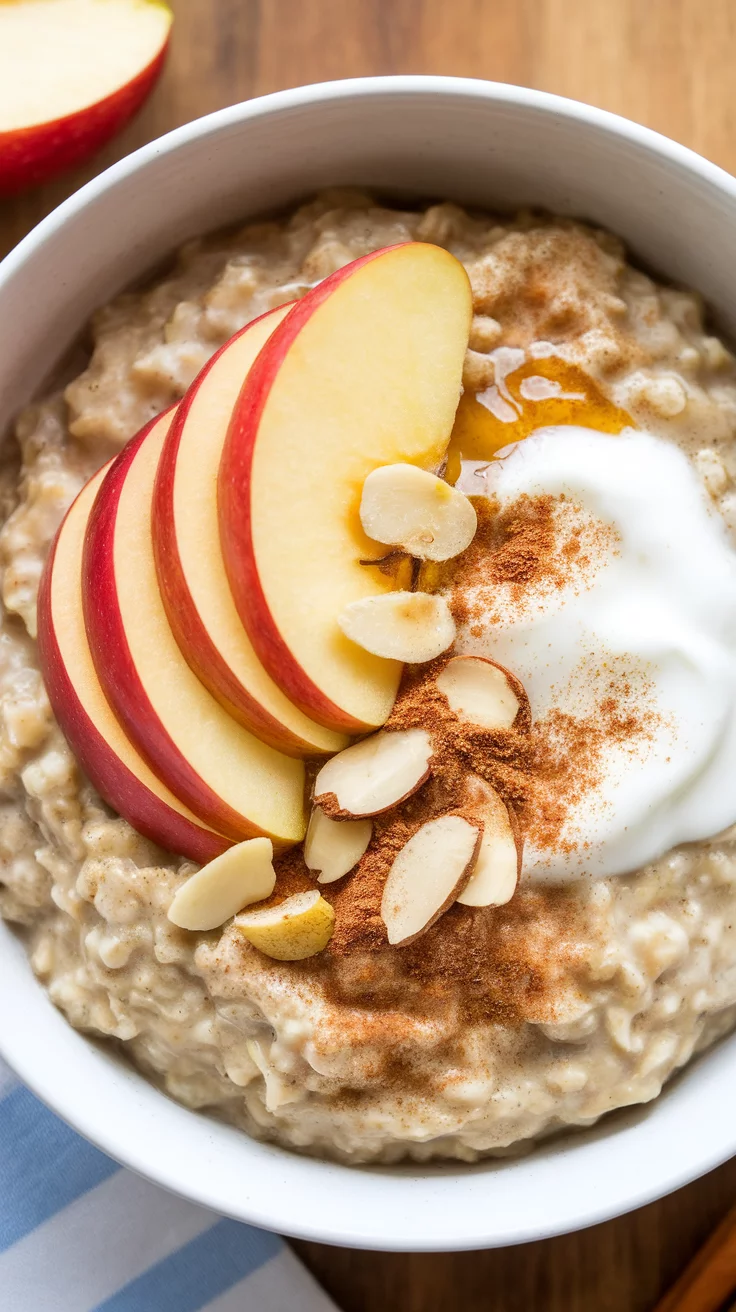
[3,2,736,1308]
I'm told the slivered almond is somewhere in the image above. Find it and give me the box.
[457,778,522,907]
[381,814,482,946]
[338,591,456,663]
[360,463,477,561]
[304,807,373,883]
[436,655,529,730]
[167,836,276,931]
[314,728,432,817]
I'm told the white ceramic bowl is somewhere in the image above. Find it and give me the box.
[3,76,736,1252]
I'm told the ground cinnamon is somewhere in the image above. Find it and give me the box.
[267,482,655,1021]
[449,492,618,630]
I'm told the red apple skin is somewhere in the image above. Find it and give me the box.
[37,479,229,864]
[0,33,171,197]
[218,248,401,737]
[154,305,341,758]
[83,410,297,847]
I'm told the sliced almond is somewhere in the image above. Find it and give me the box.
[234,889,335,960]
[436,655,529,730]
[304,807,373,883]
[381,814,482,946]
[314,728,432,817]
[338,591,456,663]
[360,463,477,561]
[457,779,522,907]
[168,836,276,931]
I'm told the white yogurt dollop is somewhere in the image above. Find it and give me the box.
[456,426,736,881]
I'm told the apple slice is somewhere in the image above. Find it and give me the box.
[360,463,477,560]
[83,410,306,849]
[167,837,276,931]
[37,465,229,864]
[218,242,473,735]
[436,656,529,731]
[235,889,335,960]
[457,780,522,907]
[338,591,456,663]
[154,305,346,759]
[0,0,172,196]
[303,807,373,884]
[381,814,482,946]
[313,728,433,818]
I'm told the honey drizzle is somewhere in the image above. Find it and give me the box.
[446,354,632,482]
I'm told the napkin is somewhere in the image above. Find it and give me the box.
[0,1057,339,1311]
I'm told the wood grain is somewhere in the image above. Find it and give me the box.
[3,3,736,1309]
[652,1198,736,1312]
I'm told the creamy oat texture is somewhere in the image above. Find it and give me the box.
[4,191,736,1163]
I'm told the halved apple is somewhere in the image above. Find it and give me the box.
[0,0,172,196]
[82,410,306,849]
[218,243,473,734]
[37,466,229,864]
[154,305,347,758]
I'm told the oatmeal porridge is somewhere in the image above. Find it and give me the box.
[3,189,736,1163]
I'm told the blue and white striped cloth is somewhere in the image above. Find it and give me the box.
[0,1057,339,1311]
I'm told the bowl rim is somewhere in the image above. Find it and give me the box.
[4,73,736,285]
[3,74,736,1251]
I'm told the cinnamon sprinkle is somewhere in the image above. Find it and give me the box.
[448,493,619,629]
[263,483,657,1024]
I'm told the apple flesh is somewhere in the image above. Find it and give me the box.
[218,242,473,735]
[37,465,230,864]
[0,0,172,195]
[83,409,306,849]
[154,304,347,758]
